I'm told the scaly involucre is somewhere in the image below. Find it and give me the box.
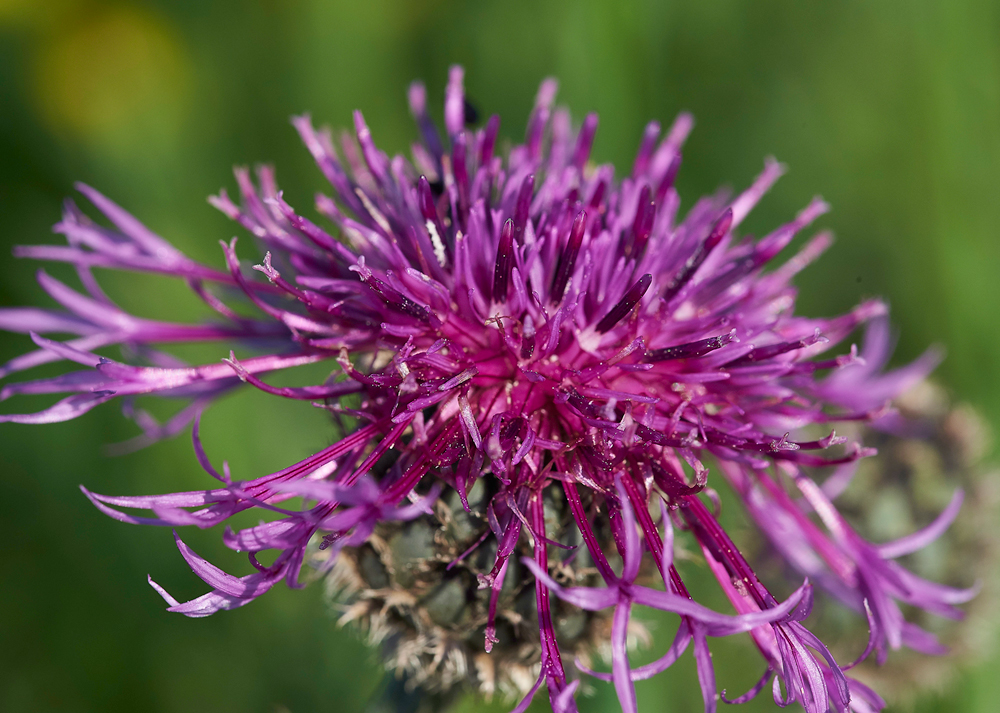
[0,66,973,713]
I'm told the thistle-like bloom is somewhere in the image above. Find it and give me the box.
[1,67,975,713]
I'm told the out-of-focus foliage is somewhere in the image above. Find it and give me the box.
[1,1,997,711]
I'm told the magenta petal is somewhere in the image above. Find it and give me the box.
[74,182,185,260]
[318,508,369,533]
[1,369,113,398]
[771,621,842,713]
[0,390,116,424]
[578,616,695,684]
[900,621,948,656]
[692,628,718,713]
[0,335,115,380]
[151,505,231,528]
[509,667,547,713]
[34,270,129,327]
[0,306,98,335]
[29,331,103,367]
[82,486,190,526]
[875,489,964,559]
[147,575,181,607]
[721,664,772,705]
[223,518,310,551]
[191,412,229,484]
[842,677,885,713]
[521,557,619,611]
[164,579,274,617]
[173,531,271,598]
[629,618,692,681]
[630,582,806,633]
[788,622,850,708]
[614,474,642,584]
[659,499,675,574]
[273,478,357,503]
[82,485,238,509]
[551,679,580,713]
[387,482,443,520]
[611,600,638,713]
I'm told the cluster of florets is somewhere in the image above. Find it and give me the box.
[0,67,974,713]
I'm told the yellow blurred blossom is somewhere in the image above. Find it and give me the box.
[33,6,192,150]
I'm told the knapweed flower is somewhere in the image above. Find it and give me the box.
[0,67,976,713]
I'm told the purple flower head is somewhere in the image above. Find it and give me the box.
[1,68,973,712]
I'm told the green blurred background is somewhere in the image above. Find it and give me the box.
[1,1,999,711]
